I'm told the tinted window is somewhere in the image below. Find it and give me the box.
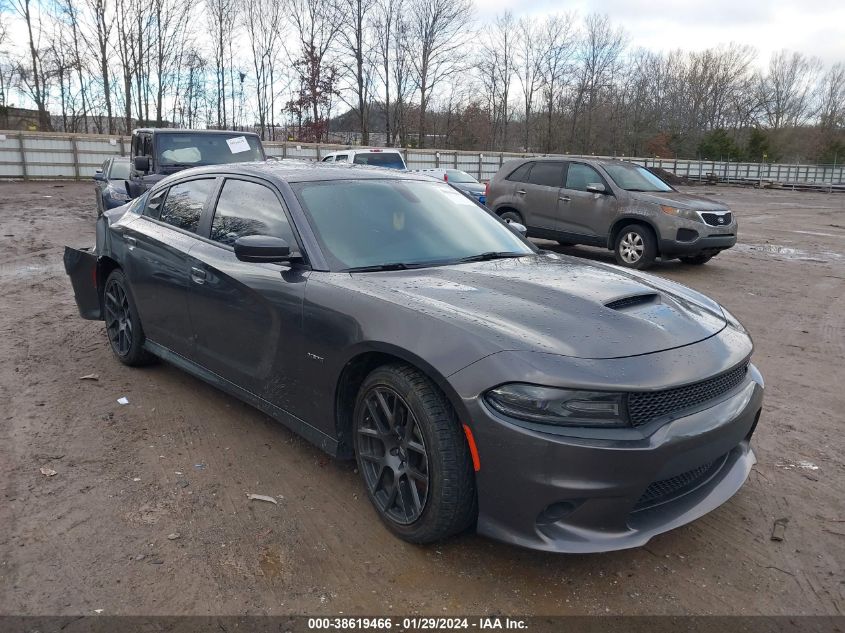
[109,159,130,180]
[211,179,295,248]
[295,180,532,270]
[159,179,216,232]
[565,163,605,191]
[528,162,565,187]
[506,163,532,182]
[352,152,405,169]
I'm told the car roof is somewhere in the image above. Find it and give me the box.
[324,148,403,155]
[503,156,635,169]
[155,159,431,185]
[133,128,260,137]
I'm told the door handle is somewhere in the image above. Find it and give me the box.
[190,267,207,284]
[559,196,571,202]
[123,235,137,248]
[516,189,526,195]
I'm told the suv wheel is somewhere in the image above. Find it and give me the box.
[498,210,523,225]
[614,224,657,269]
[679,253,713,265]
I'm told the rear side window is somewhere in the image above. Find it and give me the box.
[159,179,216,233]
[565,163,605,191]
[528,162,565,188]
[506,163,532,182]
[210,179,296,249]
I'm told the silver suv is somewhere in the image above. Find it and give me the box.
[486,158,737,268]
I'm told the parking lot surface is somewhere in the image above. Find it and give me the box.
[0,182,843,616]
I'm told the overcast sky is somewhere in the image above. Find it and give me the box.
[478,0,845,67]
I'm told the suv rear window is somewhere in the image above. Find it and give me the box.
[352,152,405,169]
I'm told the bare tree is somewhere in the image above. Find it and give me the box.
[515,16,542,151]
[758,50,821,129]
[207,0,238,128]
[537,13,576,153]
[338,0,376,144]
[244,0,283,138]
[407,0,472,147]
[479,11,516,151]
[817,63,845,129]
[10,0,52,129]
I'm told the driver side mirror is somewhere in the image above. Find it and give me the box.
[586,183,607,194]
[133,155,150,173]
[505,219,528,237]
[234,235,291,263]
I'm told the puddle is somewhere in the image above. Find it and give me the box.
[733,242,842,263]
[0,261,63,280]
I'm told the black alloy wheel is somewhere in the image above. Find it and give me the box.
[357,386,430,524]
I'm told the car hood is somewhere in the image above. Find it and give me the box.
[629,190,728,211]
[348,254,726,360]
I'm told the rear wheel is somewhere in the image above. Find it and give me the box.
[679,253,713,265]
[353,363,476,543]
[614,224,657,269]
[103,269,155,366]
[498,209,523,225]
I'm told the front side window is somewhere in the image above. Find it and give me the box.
[109,159,130,180]
[159,179,216,233]
[334,154,349,163]
[294,179,533,270]
[210,179,296,248]
[322,156,334,162]
[528,162,565,188]
[603,162,673,192]
[565,163,605,192]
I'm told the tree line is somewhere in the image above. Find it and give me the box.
[1,0,844,162]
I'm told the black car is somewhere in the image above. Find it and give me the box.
[64,161,764,553]
[93,157,131,215]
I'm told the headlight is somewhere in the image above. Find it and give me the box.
[660,205,701,222]
[106,187,130,201]
[485,384,628,428]
[721,306,747,334]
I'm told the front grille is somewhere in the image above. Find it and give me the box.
[634,454,727,510]
[701,211,732,226]
[628,362,748,427]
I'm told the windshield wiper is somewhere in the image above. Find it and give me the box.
[344,262,413,272]
[453,251,528,264]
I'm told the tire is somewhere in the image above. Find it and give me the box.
[353,363,477,543]
[614,224,657,269]
[103,269,155,366]
[498,209,523,225]
[679,253,713,265]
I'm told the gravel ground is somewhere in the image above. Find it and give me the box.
[0,181,843,616]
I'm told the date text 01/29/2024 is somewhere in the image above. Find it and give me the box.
[307,617,528,630]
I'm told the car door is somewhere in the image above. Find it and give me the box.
[519,161,566,231]
[120,177,217,358]
[557,162,619,240]
[186,177,309,415]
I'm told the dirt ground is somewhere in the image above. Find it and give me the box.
[0,181,843,617]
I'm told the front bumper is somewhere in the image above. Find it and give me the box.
[449,339,762,553]
[660,234,737,256]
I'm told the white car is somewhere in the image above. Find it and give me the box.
[320,149,407,170]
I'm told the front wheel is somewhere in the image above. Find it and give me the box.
[679,253,713,265]
[614,224,657,269]
[498,210,523,225]
[353,364,476,543]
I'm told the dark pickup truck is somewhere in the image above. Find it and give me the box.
[127,128,266,198]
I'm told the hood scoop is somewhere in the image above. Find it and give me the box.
[605,293,660,311]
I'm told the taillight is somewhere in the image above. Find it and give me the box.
[443,173,448,182]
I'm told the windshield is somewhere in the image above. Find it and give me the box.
[155,133,264,167]
[294,179,533,270]
[446,170,478,184]
[352,152,406,170]
[603,163,673,192]
[109,159,130,180]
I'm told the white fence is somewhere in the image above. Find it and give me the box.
[1,130,843,189]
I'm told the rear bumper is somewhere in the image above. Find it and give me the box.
[660,234,737,256]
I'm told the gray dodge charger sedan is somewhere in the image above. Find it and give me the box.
[64,160,763,553]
